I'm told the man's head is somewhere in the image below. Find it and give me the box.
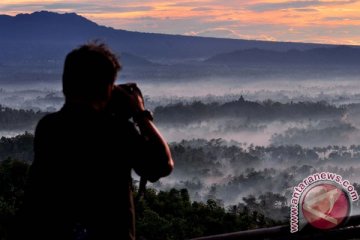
[62,42,121,105]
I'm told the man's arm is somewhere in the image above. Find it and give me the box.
[111,83,174,182]
[133,115,174,182]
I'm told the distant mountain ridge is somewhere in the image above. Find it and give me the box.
[0,11,98,36]
[0,11,332,62]
[0,11,359,83]
[205,46,360,65]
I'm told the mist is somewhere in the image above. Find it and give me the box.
[2,77,360,221]
[146,139,360,210]
[4,78,360,110]
[4,78,360,147]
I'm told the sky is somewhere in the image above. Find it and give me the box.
[1,0,360,45]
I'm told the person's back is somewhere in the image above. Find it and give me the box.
[20,43,174,240]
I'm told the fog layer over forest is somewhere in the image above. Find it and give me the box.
[3,79,360,147]
[158,139,360,205]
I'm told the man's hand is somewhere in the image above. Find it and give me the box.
[115,83,145,112]
[111,83,145,118]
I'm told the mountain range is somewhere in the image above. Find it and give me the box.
[0,11,330,62]
[0,11,359,83]
[205,46,360,66]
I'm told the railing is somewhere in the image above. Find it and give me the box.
[190,215,360,240]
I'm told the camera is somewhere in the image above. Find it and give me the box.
[107,83,144,120]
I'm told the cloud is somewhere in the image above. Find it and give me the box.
[191,7,214,11]
[185,28,244,39]
[323,16,360,21]
[271,24,360,45]
[0,2,153,14]
[105,15,227,34]
[293,8,319,12]
[168,1,210,7]
[132,16,159,21]
[185,27,277,41]
[248,0,358,12]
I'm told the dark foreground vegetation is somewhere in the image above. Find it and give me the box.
[0,133,287,240]
[0,157,285,240]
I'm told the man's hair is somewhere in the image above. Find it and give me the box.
[62,42,121,101]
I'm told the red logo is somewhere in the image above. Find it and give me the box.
[301,183,350,229]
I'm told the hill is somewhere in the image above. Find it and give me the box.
[0,11,329,63]
[0,11,358,83]
[205,46,360,66]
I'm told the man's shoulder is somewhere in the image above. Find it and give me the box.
[39,111,63,123]
[35,111,64,131]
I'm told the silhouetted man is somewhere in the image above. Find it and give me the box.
[22,43,174,240]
